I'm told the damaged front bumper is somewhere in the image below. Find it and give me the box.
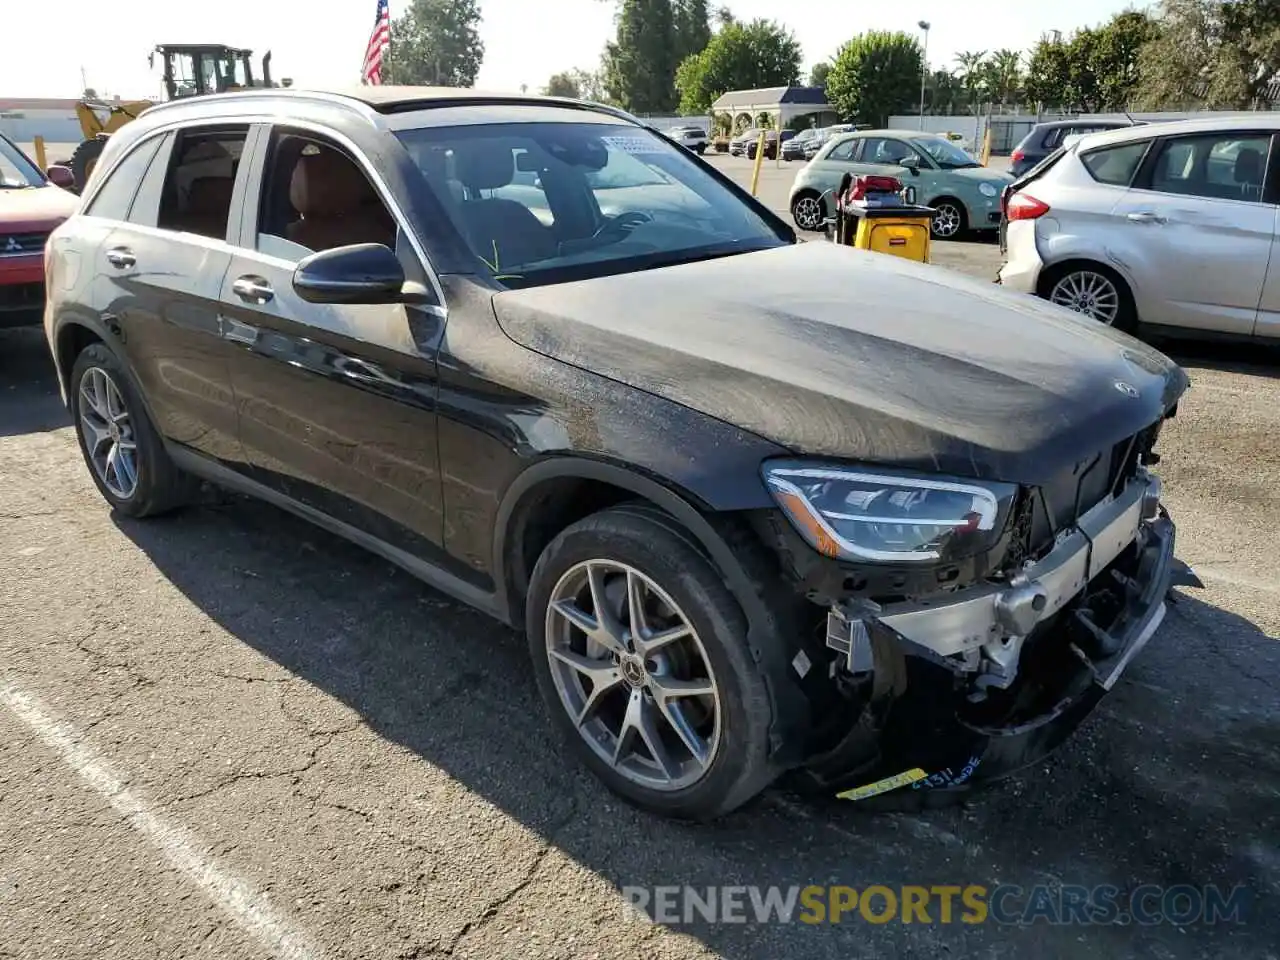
[801,469,1183,803]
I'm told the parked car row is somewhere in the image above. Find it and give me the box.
[998,115,1280,343]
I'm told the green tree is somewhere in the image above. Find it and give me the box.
[825,31,924,126]
[924,69,964,114]
[809,61,832,87]
[1138,0,1280,108]
[1023,34,1074,107]
[383,0,484,86]
[543,72,583,98]
[674,0,712,63]
[604,0,679,112]
[674,18,803,114]
[1088,11,1159,108]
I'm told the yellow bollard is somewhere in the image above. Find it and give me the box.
[33,136,47,170]
[750,131,766,196]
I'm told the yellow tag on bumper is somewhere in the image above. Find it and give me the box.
[836,768,928,801]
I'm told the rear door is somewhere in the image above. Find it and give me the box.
[217,123,448,561]
[1111,129,1275,336]
[95,124,251,464]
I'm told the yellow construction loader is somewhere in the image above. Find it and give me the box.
[69,44,277,192]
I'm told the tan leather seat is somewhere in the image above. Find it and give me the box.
[184,177,234,239]
[286,148,395,253]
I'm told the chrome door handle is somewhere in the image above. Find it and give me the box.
[105,247,135,268]
[232,275,274,303]
[1126,211,1165,224]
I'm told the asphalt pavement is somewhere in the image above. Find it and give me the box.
[1,157,1277,960]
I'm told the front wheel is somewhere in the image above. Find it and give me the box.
[929,199,966,240]
[526,504,778,821]
[790,191,826,232]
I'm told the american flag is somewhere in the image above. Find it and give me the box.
[362,0,391,85]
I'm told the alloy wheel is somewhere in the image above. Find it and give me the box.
[793,195,825,231]
[544,559,721,791]
[1049,270,1120,324]
[931,202,962,238]
[77,366,139,500]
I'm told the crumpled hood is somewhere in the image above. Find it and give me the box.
[492,242,1189,483]
[0,184,79,233]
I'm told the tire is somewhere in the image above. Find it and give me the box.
[790,190,826,232]
[70,343,197,517]
[929,198,967,240]
[69,137,107,194]
[526,502,778,821]
[1042,262,1137,332]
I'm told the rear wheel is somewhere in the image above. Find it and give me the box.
[526,504,777,820]
[790,190,826,232]
[1044,263,1136,332]
[71,343,197,517]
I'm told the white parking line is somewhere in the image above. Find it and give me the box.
[0,678,323,960]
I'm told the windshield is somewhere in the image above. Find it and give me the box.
[397,121,785,289]
[914,136,980,169]
[0,136,43,188]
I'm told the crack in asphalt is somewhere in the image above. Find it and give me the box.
[167,732,340,807]
[74,630,155,692]
[444,794,582,956]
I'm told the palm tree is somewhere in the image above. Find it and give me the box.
[954,50,989,111]
[987,49,1023,105]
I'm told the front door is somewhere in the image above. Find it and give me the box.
[1112,130,1275,336]
[218,125,448,563]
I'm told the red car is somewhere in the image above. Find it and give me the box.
[1,133,78,328]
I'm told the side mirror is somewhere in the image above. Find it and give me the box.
[46,165,75,189]
[293,243,407,305]
[515,151,540,173]
[900,156,921,176]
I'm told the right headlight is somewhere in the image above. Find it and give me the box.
[763,460,1017,563]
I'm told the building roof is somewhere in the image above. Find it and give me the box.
[711,86,830,111]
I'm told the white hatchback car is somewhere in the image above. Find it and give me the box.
[998,116,1280,341]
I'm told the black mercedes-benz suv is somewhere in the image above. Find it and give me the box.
[44,86,1190,821]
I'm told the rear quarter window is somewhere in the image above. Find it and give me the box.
[1080,141,1150,186]
[84,137,165,222]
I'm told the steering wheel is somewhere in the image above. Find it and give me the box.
[594,210,652,240]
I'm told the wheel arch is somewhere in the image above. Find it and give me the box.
[495,456,814,765]
[52,315,166,433]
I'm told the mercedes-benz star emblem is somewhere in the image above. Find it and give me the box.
[1114,380,1140,398]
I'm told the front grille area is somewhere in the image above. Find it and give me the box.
[0,282,44,308]
[1025,430,1150,557]
[0,232,49,257]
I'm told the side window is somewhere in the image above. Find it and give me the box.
[157,128,247,240]
[1042,128,1063,149]
[1080,141,1149,187]
[860,137,913,165]
[255,129,397,260]
[84,137,165,221]
[1149,133,1270,202]
[825,138,858,161]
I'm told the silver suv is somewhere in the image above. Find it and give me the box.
[999,116,1280,341]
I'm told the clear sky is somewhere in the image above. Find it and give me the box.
[2,0,1145,101]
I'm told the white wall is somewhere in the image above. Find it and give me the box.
[0,108,83,145]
